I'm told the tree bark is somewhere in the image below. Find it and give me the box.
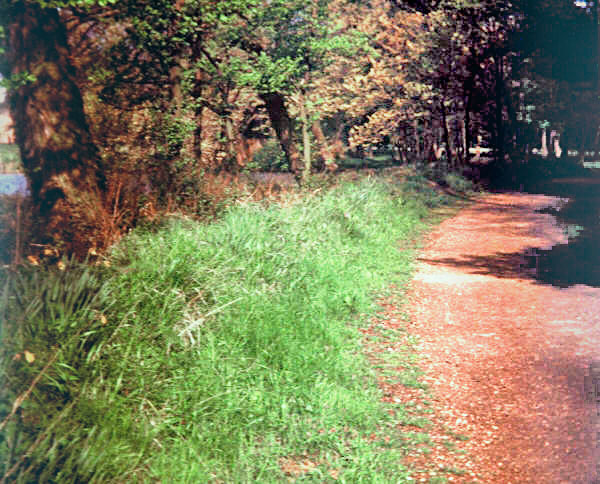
[331,116,346,160]
[193,105,203,164]
[4,2,105,253]
[311,120,334,167]
[423,117,434,164]
[300,94,311,181]
[441,100,452,169]
[259,92,302,181]
[460,113,467,164]
[222,115,236,171]
[413,117,420,160]
[494,53,505,164]
[464,93,472,162]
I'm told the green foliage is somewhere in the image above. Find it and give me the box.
[247,138,288,172]
[237,53,305,93]
[444,172,475,193]
[0,71,36,89]
[0,176,448,482]
[0,145,21,173]
[214,0,365,96]
[402,173,451,208]
[310,29,371,60]
[36,0,118,6]
[147,106,199,205]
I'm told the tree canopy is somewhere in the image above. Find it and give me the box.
[1,0,598,251]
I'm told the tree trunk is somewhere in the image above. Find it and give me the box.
[223,115,236,171]
[463,64,476,163]
[423,117,434,165]
[4,2,106,254]
[193,105,203,164]
[464,97,471,162]
[300,94,311,181]
[441,100,453,169]
[413,118,420,160]
[169,63,184,117]
[311,120,334,167]
[494,53,505,164]
[331,117,346,160]
[460,113,467,164]
[259,92,303,181]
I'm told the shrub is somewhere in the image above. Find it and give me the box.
[248,138,288,172]
[444,172,475,193]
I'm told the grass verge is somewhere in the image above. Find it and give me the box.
[1,172,463,483]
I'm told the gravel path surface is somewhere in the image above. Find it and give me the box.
[403,192,599,483]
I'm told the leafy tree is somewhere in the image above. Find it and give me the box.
[510,0,598,159]
[210,0,366,180]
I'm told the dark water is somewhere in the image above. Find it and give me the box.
[525,177,600,288]
[0,173,28,195]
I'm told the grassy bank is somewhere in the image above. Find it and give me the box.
[0,173,462,482]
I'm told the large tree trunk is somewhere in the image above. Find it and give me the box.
[259,92,302,181]
[4,2,105,254]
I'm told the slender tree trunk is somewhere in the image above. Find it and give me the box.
[169,64,183,117]
[331,117,346,160]
[300,94,311,181]
[460,113,467,164]
[193,105,203,163]
[423,117,434,164]
[452,114,461,164]
[441,100,452,169]
[414,118,420,160]
[259,92,303,181]
[464,93,472,162]
[4,2,105,253]
[494,53,505,164]
[224,115,236,171]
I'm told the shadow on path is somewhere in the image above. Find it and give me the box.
[418,242,600,288]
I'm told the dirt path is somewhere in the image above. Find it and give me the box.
[404,192,600,483]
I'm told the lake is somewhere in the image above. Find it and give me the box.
[0,173,28,195]
[525,177,600,287]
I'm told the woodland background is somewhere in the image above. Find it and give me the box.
[0,0,598,257]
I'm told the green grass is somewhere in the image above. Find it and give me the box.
[338,153,397,171]
[0,175,456,482]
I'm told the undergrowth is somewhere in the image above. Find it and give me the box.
[0,174,453,482]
